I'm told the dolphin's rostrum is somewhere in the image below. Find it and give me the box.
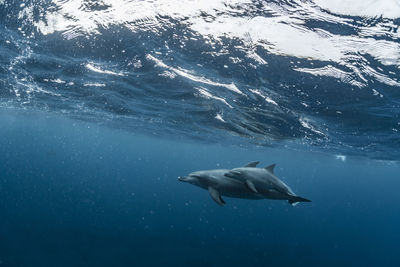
[178,162,311,206]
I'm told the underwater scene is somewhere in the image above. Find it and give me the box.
[1,0,400,266]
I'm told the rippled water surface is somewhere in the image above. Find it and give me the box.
[1,0,399,160]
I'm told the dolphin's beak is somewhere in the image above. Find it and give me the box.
[178,176,186,182]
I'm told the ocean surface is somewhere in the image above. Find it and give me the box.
[1,0,400,266]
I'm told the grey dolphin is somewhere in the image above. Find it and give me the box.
[224,161,311,205]
[178,167,264,206]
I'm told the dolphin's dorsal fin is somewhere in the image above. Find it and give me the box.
[265,164,276,173]
[245,180,258,193]
[208,187,225,206]
[244,161,259,167]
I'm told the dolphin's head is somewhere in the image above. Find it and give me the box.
[178,171,204,186]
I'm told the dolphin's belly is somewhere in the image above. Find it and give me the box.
[216,175,292,200]
[213,178,263,199]
[220,189,265,199]
[219,188,287,200]
[257,188,290,200]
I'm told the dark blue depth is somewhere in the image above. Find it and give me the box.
[0,110,399,266]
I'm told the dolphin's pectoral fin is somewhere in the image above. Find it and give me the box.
[224,170,241,177]
[244,161,259,167]
[265,164,276,174]
[208,187,225,206]
[245,180,258,193]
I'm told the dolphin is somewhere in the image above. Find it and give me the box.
[178,162,310,206]
[224,161,311,205]
[178,167,264,206]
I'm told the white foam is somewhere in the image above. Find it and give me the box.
[314,0,400,19]
[147,54,244,95]
[247,51,268,65]
[50,78,66,84]
[159,71,177,79]
[27,0,400,84]
[83,83,106,87]
[215,113,226,122]
[196,87,233,108]
[191,15,400,68]
[299,117,325,136]
[249,89,278,106]
[294,65,365,88]
[33,0,250,36]
[86,63,125,76]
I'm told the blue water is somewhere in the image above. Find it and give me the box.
[1,0,400,266]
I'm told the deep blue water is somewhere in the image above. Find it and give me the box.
[1,0,400,266]
[1,110,399,267]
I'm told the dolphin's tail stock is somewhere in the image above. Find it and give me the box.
[288,196,311,206]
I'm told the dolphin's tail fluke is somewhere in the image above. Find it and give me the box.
[288,196,311,206]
